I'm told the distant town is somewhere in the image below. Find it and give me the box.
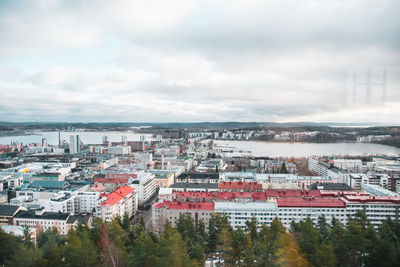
[0,123,399,265]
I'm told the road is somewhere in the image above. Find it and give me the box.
[131,208,152,229]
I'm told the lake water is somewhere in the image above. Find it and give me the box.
[2,132,399,157]
[213,140,400,157]
[0,131,153,145]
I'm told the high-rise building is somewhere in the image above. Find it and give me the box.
[121,135,127,145]
[69,135,80,154]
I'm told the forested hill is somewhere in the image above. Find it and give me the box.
[1,212,400,266]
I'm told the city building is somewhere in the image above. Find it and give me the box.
[153,172,174,188]
[107,146,131,155]
[0,205,27,225]
[333,159,362,172]
[14,209,70,235]
[69,135,80,154]
[152,201,214,233]
[176,172,220,184]
[96,186,138,222]
[130,172,157,205]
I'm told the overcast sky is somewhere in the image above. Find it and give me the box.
[0,0,399,123]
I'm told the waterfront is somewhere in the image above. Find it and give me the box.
[213,140,400,157]
[0,131,153,145]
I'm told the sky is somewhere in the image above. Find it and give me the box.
[0,0,399,123]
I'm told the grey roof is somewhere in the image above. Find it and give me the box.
[14,210,70,221]
[308,183,352,191]
[28,180,70,189]
[67,214,92,224]
[0,205,20,216]
[177,172,220,180]
[169,183,218,189]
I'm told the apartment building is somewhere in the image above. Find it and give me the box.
[130,172,157,205]
[333,159,362,172]
[176,172,220,184]
[14,209,70,235]
[218,181,263,192]
[96,186,138,222]
[152,189,400,231]
[152,201,214,233]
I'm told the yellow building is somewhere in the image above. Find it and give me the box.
[155,172,174,188]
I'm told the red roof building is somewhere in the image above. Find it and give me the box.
[265,189,322,198]
[276,197,346,208]
[342,195,400,204]
[97,186,137,222]
[174,191,217,202]
[99,186,135,206]
[152,200,214,233]
[218,181,263,191]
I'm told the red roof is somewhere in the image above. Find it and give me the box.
[153,201,214,210]
[265,189,322,198]
[95,177,130,184]
[320,191,369,197]
[217,191,254,200]
[100,186,135,206]
[175,191,216,199]
[277,197,346,208]
[218,181,263,190]
[342,195,400,204]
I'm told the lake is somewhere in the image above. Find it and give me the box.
[0,131,153,145]
[213,140,400,157]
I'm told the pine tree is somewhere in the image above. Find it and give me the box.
[64,229,98,267]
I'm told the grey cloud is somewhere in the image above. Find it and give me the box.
[0,0,400,122]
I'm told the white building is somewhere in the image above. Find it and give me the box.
[333,159,362,172]
[69,135,80,154]
[154,146,180,157]
[308,157,331,176]
[96,186,138,222]
[362,183,399,197]
[0,174,23,191]
[131,172,157,205]
[107,146,131,155]
[76,192,101,213]
[14,209,70,235]
[348,174,365,190]
[215,201,278,229]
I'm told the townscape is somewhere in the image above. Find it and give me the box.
[1,0,400,266]
[1,125,400,266]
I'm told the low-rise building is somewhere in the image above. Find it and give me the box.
[169,182,219,192]
[66,214,93,232]
[218,181,263,192]
[107,146,131,155]
[13,209,70,235]
[0,205,27,225]
[196,159,227,172]
[152,171,174,188]
[176,172,220,184]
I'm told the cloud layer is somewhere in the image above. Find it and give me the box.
[0,0,400,123]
